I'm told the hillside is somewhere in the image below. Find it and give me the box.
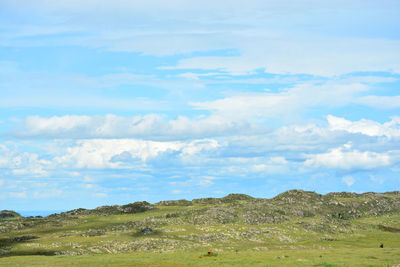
[0,190,400,266]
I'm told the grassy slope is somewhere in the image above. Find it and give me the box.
[0,191,399,266]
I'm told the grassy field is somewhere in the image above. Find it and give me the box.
[1,247,400,266]
[1,190,399,266]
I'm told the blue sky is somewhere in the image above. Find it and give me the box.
[1,0,400,215]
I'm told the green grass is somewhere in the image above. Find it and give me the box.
[0,248,399,266]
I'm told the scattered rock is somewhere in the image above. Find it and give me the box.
[156,199,192,206]
[140,227,156,235]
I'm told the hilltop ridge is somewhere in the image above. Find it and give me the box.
[3,189,400,219]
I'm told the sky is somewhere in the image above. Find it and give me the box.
[1,0,400,215]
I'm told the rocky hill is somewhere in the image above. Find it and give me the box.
[0,190,399,266]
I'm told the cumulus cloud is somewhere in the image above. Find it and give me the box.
[1,115,400,182]
[7,77,400,142]
[54,139,177,169]
[22,115,93,136]
[15,114,250,140]
[304,145,394,170]
[327,115,400,138]
[53,138,219,169]
[0,144,51,177]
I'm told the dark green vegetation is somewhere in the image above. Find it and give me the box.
[1,190,400,266]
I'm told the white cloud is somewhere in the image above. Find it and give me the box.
[33,190,62,198]
[327,115,400,138]
[197,179,214,186]
[54,139,176,169]
[0,95,169,112]
[370,174,384,184]
[0,145,51,177]
[92,193,107,198]
[268,156,288,164]
[16,114,250,140]
[180,139,219,156]
[342,176,355,186]
[22,115,93,136]
[192,81,369,121]
[197,176,216,186]
[2,1,400,75]
[178,72,225,80]
[251,157,289,174]
[172,190,182,194]
[304,145,394,170]
[53,138,219,169]
[2,115,400,180]
[9,192,27,198]
[162,37,400,76]
[0,145,11,168]
[69,171,81,177]
[83,176,95,182]
[0,179,4,187]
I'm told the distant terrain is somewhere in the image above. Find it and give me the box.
[1,190,400,266]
